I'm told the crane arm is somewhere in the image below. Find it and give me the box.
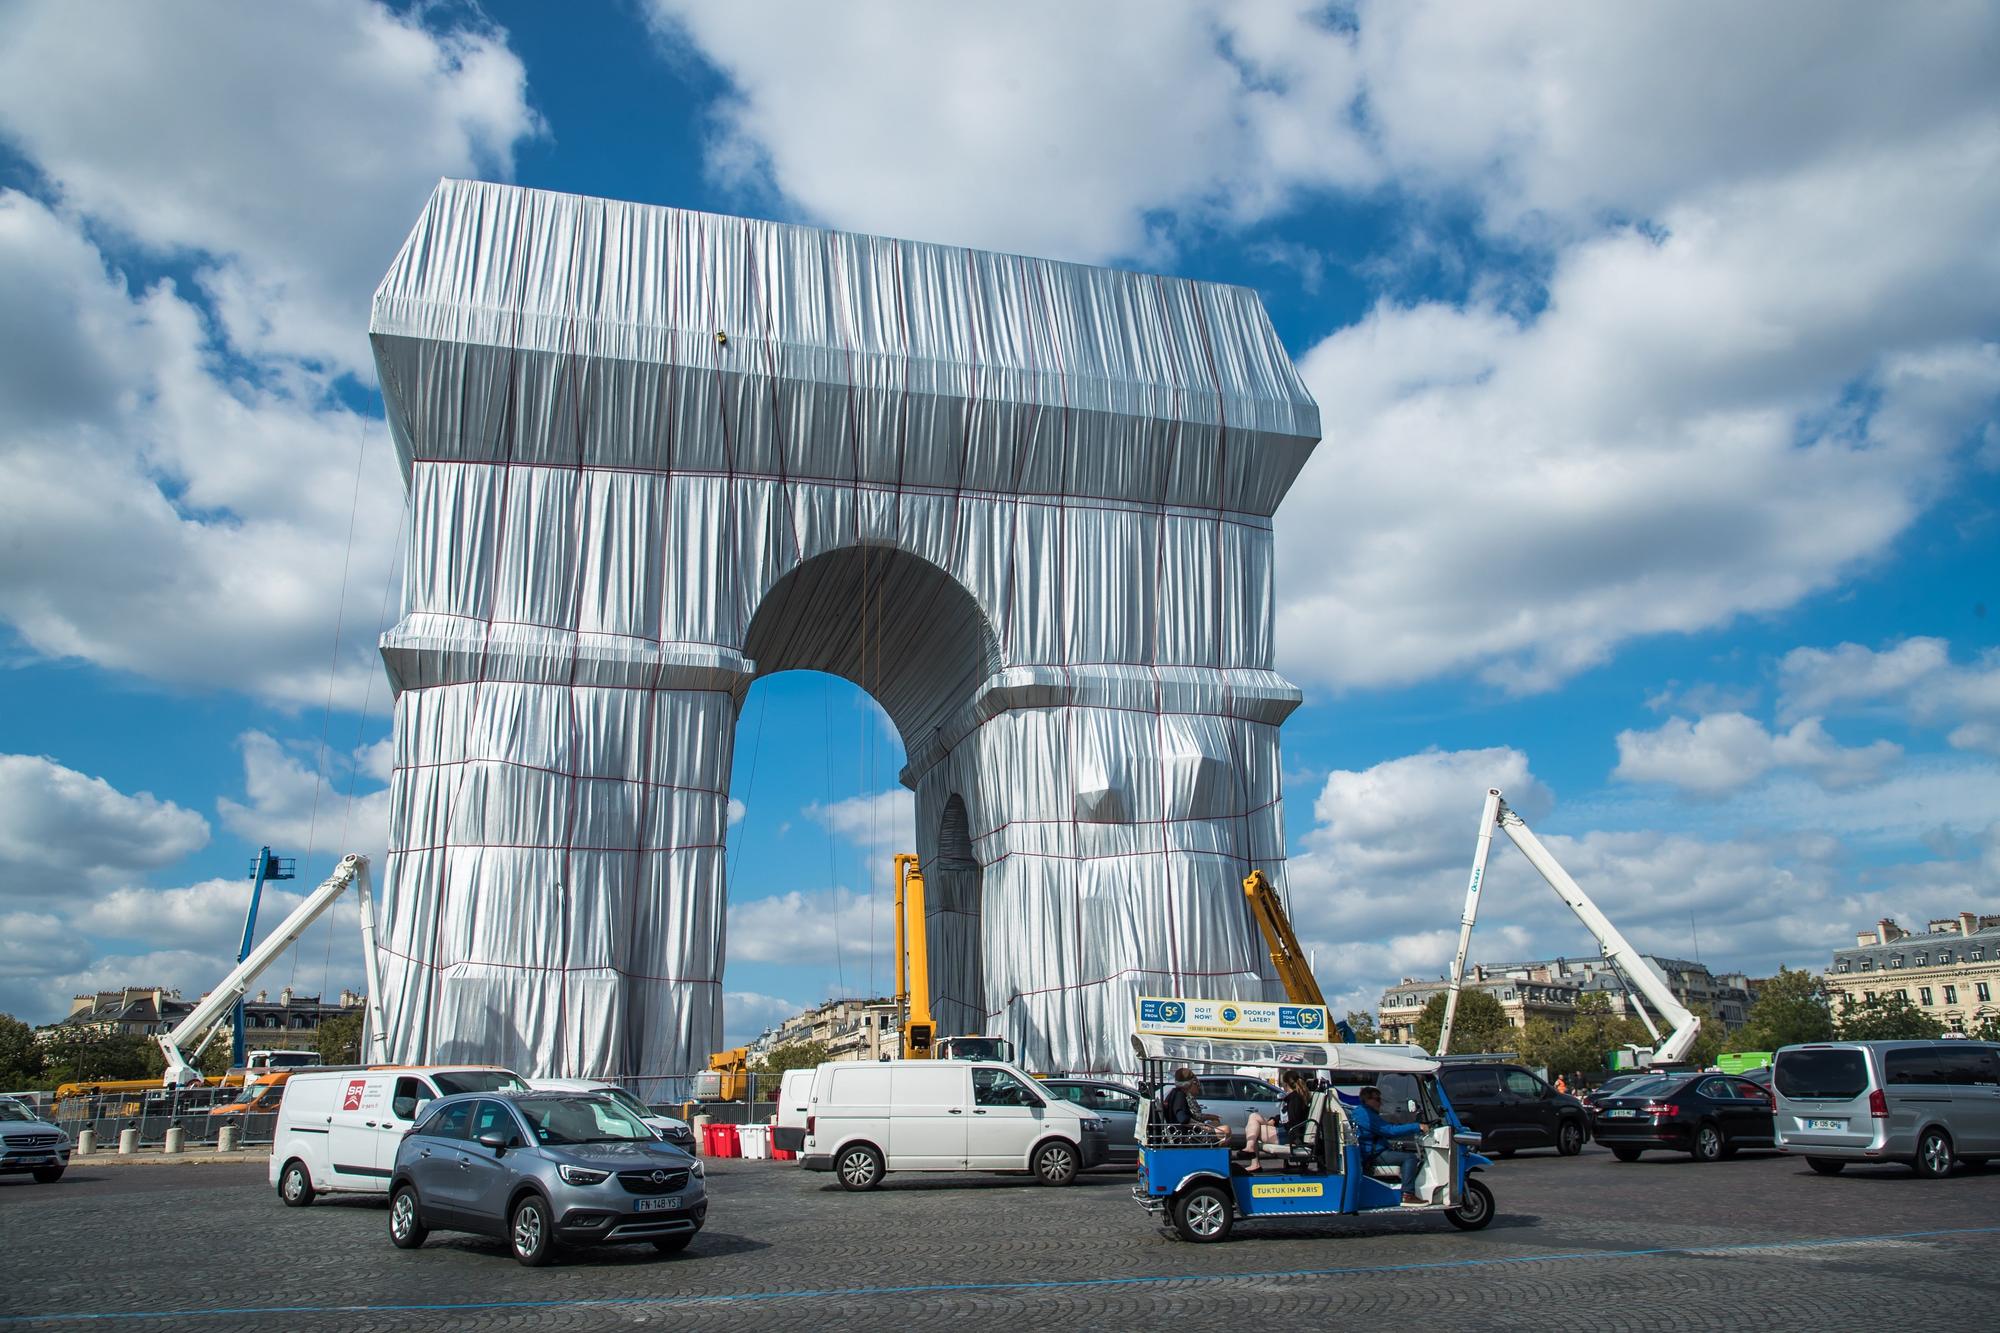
[157,854,373,1086]
[894,853,935,1056]
[1242,870,1328,1010]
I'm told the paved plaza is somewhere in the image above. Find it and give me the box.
[3,1147,1997,1331]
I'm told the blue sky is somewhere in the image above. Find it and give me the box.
[1,2,1997,1046]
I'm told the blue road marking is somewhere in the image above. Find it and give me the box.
[6,1224,1998,1325]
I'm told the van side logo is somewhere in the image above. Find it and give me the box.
[342,1079,367,1112]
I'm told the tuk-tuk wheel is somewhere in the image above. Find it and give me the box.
[1171,1183,1234,1243]
[1446,1177,1494,1231]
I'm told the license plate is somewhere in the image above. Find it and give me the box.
[634,1195,681,1212]
[1806,1118,1845,1131]
[1607,1109,1636,1118]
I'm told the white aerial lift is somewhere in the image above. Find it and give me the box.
[156,853,390,1087]
[1437,789,1701,1066]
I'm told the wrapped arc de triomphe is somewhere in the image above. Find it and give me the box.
[367,179,1322,1083]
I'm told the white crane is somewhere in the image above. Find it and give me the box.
[157,854,389,1086]
[1438,789,1701,1065]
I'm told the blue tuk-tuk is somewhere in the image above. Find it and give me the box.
[1130,1033,1495,1243]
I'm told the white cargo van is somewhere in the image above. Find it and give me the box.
[270,1066,527,1206]
[801,1060,1108,1189]
[772,1068,814,1154]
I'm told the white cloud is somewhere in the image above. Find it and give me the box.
[722,990,804,1048]
[215,731,392,864]
[0,753,209,904]
[727,798,747,828]
[727,886,885,967]
[1614,713,1900,796]
[0,0,539,377]
[1779,638,2000,756]
[805,789,916,859]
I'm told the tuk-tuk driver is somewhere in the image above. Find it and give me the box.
[1355,1085,1425,1204]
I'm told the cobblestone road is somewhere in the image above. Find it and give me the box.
[3,1147,1997,1331]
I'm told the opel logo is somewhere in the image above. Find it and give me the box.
[649,1169,669,1184]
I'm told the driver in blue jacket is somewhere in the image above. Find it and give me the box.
[1355,1084,1425,1204]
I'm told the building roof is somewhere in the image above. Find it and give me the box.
[1832,921,2000,972]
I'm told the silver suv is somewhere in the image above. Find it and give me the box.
[1773,1040,2000,1177]
[388,1091,707,1265]
[0,1096,71,1183]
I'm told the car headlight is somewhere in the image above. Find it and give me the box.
[688,1158,705,1179]
[1082,1117,1108,1133]
[557,1164,611,1186]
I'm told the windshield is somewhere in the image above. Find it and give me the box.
[0,1100,36,1122]
[517,1095,655,1145]
[600,1088,659,1124]
[431,1070,530,1096]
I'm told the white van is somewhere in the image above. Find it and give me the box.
[801,1060,1108,1189]
[772,1068,815,1154]
[270,1065,527,1206]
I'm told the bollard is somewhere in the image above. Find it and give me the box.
[77,1129,96,1156]
[118,1126,139,1155]
[692,1113,712,1155]
[218,1124,239,1153]
[164,1126,186,1155]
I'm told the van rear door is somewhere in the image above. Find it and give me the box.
[1774,1046,1874,1150]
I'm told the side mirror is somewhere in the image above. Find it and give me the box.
[477,1131,508,1153]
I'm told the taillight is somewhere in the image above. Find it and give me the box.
[806,1114,815,1137]
[1868,1089,1888,1119]
[1643,1102,1679,1118]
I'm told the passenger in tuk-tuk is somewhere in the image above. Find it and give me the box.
[1355,1084,1426,1204]
[1240,1070,1311,1173]
[1161,1067,1230,1144]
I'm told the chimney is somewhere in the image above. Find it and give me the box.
[280,986,293,1005]
[1961,913,1979,937]
[256,990,267,1003]
[1878,918,1905,944]
[1856,931,1878,947]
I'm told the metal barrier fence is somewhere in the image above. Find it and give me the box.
[52,1086,280,1148]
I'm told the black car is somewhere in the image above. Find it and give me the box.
[1590,1072,1775,1162]
[1040,1078,1142,1165]
[1579,1072,1660,1112]
[1438,1063,1590,1157]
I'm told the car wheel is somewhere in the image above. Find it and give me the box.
[835,1143,883,1191]
[1914,1127,1955,1179]
[279,1159,315,1207]
[1171,1183,1233,1243]
[388,1185,428,1250]
[1557,1121,1585,1157]
[1447,1177,1495,1231]
[1611,1146,1643,1162]
[1806,1157,1846,1176]
[1691,1123,1724,1163]
[651,1230,696,1255]
[1033,1139,1079,1186]
[32,1165,65,1184]
[510,1194,557,1267]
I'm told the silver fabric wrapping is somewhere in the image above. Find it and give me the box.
[369,179,1320,1080]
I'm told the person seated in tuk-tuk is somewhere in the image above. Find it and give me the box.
[1241,1070,1311,1172]
[1355,1084,1425,1204]
[1161,1067,1230,1144]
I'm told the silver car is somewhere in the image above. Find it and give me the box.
[388,1091,707,1265]
[1190,1074,1282,1149]
[0,1096,71,1184]
[1041,1079,1143,1165]
[1774,1040,2000,1177]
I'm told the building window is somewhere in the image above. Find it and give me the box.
[1836,962,1849,973]
[1860,959,1873,971]
[1938,951,1952,965]
[1915,954,1928,966]
[1864,991,1877,1002]
[1920,988,1934,1006]
[1979,983,1992,1003]
[1972,949,1984,962]
[1897,989,1909,1002]
[1890,957,1904,969]
[1944,986,1958,1005]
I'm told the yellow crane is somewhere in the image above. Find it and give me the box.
[1242,868,1336,1020]
[894,853,936,1057]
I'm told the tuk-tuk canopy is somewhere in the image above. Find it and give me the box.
[1131,1033,1439,1074]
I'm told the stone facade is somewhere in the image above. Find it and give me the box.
[748,997,903,1063]
[1377,955,1757,1045]
[1825,911,2000,1033]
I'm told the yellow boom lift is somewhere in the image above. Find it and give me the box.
[1242,868,1335,1015]
[895,853,1014,1063]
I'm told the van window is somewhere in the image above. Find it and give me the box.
[1775,1048,1868,1099]
[972,1067,1042,1107]
[1886,1047,1949,1086]
[1442,1068,1499,1100]
[392,1076,431,1121]
[1503,1070,1545,1098]
[1936,1047,2000,1087]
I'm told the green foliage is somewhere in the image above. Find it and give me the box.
[1728,968,1833,1051]
[0,1013,46,1089]
[1967,1013,2000,1042]
[1686,1018,1727,1069]
[751,1040,831,1085]
[317,1012,364,1065]
[197,1031,237,1080]
[1412,989,1513,1055]
[1343,1011,1381,1044]
[1834,992,1945,1041]
[1517,991,1655,1081]
[40,1027,162,1087]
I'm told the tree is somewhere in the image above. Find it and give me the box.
[1518,992,1654,1082]
[317,1012,364,1065]
[1834,992,1944,1041]
[1967,1012,2000,1043]
[750,1040,831,1099]
[0,1013,46,1089]
[197,1030,236,1080]
[1343,1011,1381,1044]
[39,1027,161,1087]
[1412,990,1513,1055]
[1727,968,1832,1052]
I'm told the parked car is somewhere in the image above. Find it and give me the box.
[388,1091,706,1266]
[801,1059,1108,1189]
[0,1095,72,1184]
[530,1079,696,1153]
[1591,1072,1775,1162]
[1040,1078,1143,1165]
[271,1065,529,1206]
[1186,1074,1281,1149]
[1579,1073,1658,1112]
[1773,1040,2000,1178]
[1438,1063,1590,1156]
